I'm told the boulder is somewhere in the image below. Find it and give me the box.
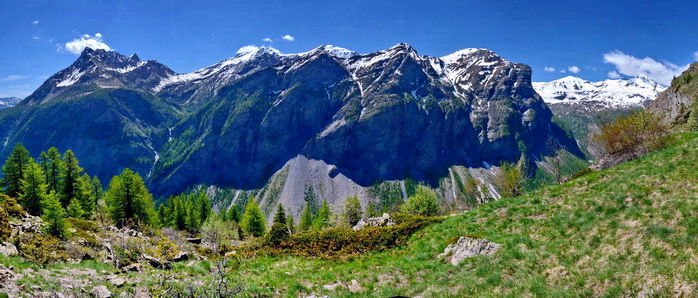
[352,213,395,230]
[347,279,363,293]
[91,285,112,298]
[437,237,501,265]
[121,263,143,272]
[143,255,172,270]
[108,276,126,287]
[0,242,18,257]
[172,251,189,262]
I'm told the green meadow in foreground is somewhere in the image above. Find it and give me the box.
[235,132,698,296]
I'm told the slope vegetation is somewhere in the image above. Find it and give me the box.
[235,132,698,296]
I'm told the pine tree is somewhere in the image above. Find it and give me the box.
[60,150,83,207]
[285,210,296,235]
[299,202,314,232]
[1,143,31,199]
[67,198,85,218]
[105,168,157,227]
[343,195,363,227]
[42,191,67,239]
[40,147,63,195]
[174,197,187,230]
[312,200,331,230]
[240,198,265,237]
[197,192,211,225]
[19,160,47,216]
[227,206,240,223]
[91,175,103,205]
[273,203,287,224]
[77,173,94,218]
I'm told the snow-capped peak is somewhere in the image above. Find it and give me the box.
[533,76,666,107]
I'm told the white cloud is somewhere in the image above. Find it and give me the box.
[608,71,621,79]
[281,34,295,41]
[586,66,597,71]
[694,51,698,61]
[236,45,259,54]
[544,67,555,72]
[568,66,581,74]
[603,50,689,85]
[32,36,40,40]
[0,75,30,82]
[60,33,111,55]
[32,20,38,25]
[559,69,566,74]
[262,38,273,43]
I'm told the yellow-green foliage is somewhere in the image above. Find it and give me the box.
[0,194,26,218]
[18,233,67,265]
[253,213,443,258]
[594,109,671,159]
[0,207,10,241]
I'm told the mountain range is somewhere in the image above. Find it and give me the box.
[0,44,584,218]
[0,97,21,109]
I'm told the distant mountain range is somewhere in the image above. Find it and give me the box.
[0,97,21,109]
[533,75,665,108]
[0,44,584,218]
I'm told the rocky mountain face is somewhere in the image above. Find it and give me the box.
[533,76,666,157]
[0,97,21,109]
[0,44,583,218]
[648,62,698,125]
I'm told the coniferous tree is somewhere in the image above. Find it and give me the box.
[273,203,287,224]
[312,200,331,230]
[67,198,85,218]
[299,202,314,232]
[343,195,363,227]
[40,147,63,195]
[228,206,240,223]
[42,191,67,239]
[285,210,296,234]
[240,198,265,237]
[19,160,47,216]
[60,150,83,207]
[91,175,103,206]
[105,168,157,227]
[197,192,211,225]
[174,197,187,230]
[78,173,94,218]
[1,143,31,199]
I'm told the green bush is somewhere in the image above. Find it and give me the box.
[252,213,444,258]
[18,233,67,265]
[400,186,439,216]
[569,167,594,180]
[0,207,10,241]
[265,222,290,247]
[0,194,26,218]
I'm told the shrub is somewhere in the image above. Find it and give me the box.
[494,161,525,198]
[569,167,594,180]
[18,233,67,265]
[0,207,10,241]
[400,186,439,216]
[252,213,444,258]
[593,110,671,161]
[0,194,26,218]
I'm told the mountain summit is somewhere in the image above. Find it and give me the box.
[533,75,666,108]
[0,43,584,216]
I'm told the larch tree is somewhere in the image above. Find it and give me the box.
[1,143,31,199]
[240,198,266,237]
[19,160,48,216]
[105,168,157,227]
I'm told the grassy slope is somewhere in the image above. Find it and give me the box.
[237,132,698,297]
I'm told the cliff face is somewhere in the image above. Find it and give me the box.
[648,63,698,125]
[0,44,583,215]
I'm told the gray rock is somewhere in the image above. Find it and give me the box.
[91,285,112,298]
[109,276,126,287]
[437,237,501,265]
[347,279,362,293]
[172,251,189,262]
[352,213,395,230]
[121,263,143,272]
[143,255,172,270]
[322,281,344,291]
[0,242,18,257]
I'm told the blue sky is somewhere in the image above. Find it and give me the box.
[1,0,697,98]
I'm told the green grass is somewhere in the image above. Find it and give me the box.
[230,132,698,296]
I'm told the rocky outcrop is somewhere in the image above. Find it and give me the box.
[648,63,698,125]
[352,213,395,230]
[0,242,18,257]
[437,236,501,265]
